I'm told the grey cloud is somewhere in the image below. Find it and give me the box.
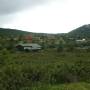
[0,0,49,15]
[0,0,52,26]
[0,14,15,26]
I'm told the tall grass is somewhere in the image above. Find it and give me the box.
[0,49,90,90]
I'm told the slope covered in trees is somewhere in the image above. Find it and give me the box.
[1,24,90,39]
[0,28,56,38]
[0,28,31,37]
[68,24,90,39]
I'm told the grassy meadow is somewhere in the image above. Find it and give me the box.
[0,49,90,90]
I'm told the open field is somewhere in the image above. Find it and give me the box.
[0,49,90,90]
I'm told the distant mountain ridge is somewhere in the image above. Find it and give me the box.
[0,28,31,37]
[0,28,57,38]
[0,24,90,39]
[68,24,90,39]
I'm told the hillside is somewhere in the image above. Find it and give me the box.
[0,28,57,38]
[0,28,31,37]
[68,24,90,39]
[0,24,90,39]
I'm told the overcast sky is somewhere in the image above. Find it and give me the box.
[0,0,90,33]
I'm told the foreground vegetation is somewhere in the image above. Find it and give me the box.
[31,83,90,90]
[0,49,90,90]
[0,24,90,90]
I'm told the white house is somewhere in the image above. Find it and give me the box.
[76,39,86,43]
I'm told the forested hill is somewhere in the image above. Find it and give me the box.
[0,24,90,39]
[0,28,56,38]
[0,28,31,37]
[68,24,90,39]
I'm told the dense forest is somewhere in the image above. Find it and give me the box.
[68,24,90,39]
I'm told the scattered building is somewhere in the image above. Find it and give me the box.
[76,38,86,43]
[16,43,42,51]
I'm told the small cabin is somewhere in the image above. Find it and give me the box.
[76,39,86,43]
[16,43,42,51]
